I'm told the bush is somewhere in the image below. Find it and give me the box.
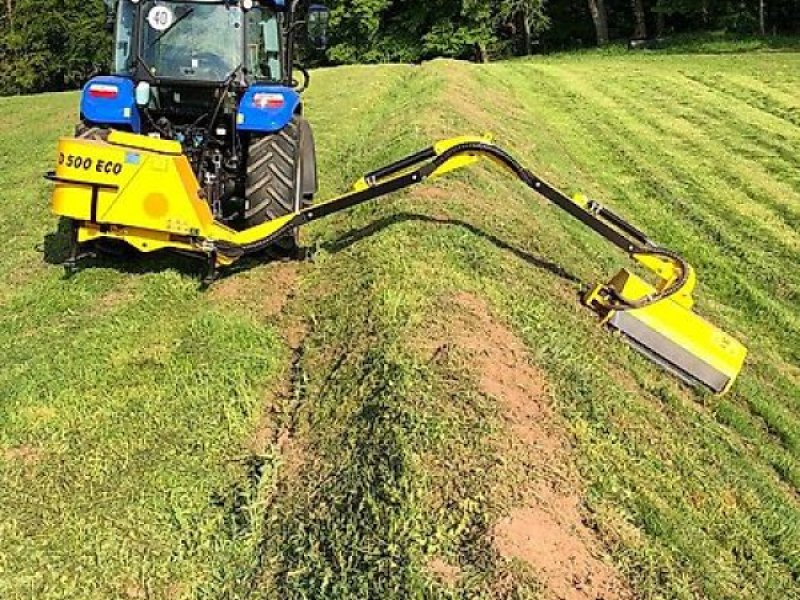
[0,0,110,96]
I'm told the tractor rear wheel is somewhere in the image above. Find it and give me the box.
[244,116,309,252]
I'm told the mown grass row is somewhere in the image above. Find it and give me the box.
[461,55,800,598]
[243,62,542,598]
[0,69,417,599]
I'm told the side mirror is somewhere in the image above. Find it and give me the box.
[307,4,330,51]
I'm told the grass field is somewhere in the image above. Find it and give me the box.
[0,48,799,599]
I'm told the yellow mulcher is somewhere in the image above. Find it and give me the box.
[47,129,747,395]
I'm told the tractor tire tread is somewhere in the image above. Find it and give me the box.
[244,117,304,240]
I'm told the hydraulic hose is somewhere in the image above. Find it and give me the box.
[605,246,691,311]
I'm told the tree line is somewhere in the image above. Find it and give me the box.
[330,0,799,61]
[1,0,798,95]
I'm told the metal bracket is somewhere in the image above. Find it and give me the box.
[63,221,96,276]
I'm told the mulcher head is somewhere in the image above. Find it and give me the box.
[586,266,747,395]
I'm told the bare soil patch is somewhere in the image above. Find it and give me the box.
[221,255,313,514]
[246,317,307,449]
[427,556,462,585]
[423,292,631,600]
[247,381,288,457]
[2,444,42,465]
[494,496,631,600]
[246,310,310,487]
[211,261,298,320]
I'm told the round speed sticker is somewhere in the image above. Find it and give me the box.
[147,5,175,31]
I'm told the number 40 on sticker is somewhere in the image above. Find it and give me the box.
[147,5,175,31]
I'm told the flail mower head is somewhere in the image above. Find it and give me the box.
[585,257,746,395]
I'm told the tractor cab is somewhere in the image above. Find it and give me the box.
[78,0,328,234]
[92,0,329,128]
[114,0,285,86]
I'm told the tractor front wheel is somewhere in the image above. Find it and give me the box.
[243,116,310,253]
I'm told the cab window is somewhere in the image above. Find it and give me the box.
[246,9,281,81]
[114,0,136,73]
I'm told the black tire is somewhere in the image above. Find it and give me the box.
[244,116,307,251]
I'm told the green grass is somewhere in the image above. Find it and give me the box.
[647,32,800,54]
[546,32,800,56]
[1,50,799,599]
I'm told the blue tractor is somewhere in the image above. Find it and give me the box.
[80,0,330,252]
